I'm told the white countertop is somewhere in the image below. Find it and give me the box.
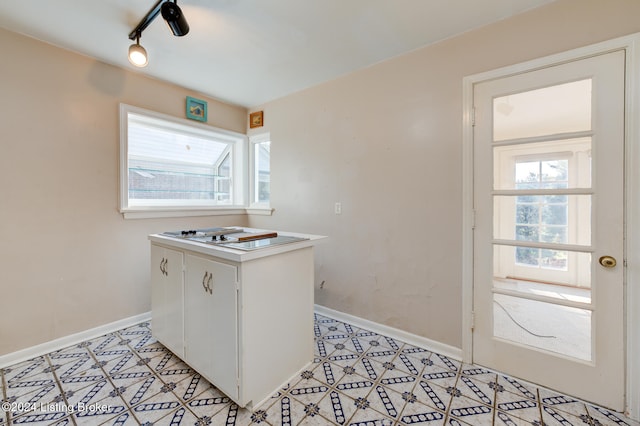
[149,227,326,262]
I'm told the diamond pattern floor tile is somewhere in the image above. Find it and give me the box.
[11,411,71,425]
[540,405,587,426]
[152,406,199,426]
[586,404,638,426]
[1,314,638,426]
[129,391,184,424]
[447,393,494,425]
[397,397,446,425]
[318,390,359,424]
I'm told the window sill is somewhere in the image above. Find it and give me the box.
[246,207,274,216]
[121,206,273,219]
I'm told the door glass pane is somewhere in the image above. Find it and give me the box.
[493,293,592,361]
[493,276,591,304]
[493,79,592,141]
[494,195,592,246]
[493,138,592,190]
[493,245,592,299]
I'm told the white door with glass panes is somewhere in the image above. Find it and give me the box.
[472,50,625,410]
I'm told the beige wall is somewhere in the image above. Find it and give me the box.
[3,0,640,357]
[247,0,640,348]
[0,29,248,355]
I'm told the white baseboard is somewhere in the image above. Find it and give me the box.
[314,304,463,361]
[0,312,152,369]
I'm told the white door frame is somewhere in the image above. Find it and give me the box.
[462,33,640,420]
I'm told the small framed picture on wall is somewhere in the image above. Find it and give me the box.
[186,96,207,122]
[250,111,264,128]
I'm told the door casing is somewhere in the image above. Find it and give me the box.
[461,33,640,420]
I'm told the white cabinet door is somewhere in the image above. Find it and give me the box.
[184,254,238,400]
[150,245,184,357]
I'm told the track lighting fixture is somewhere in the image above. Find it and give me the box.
[128,33,148,67]
[161,1,189,37]
[127,0,189,66]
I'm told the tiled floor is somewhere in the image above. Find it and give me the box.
[1,313,638,426]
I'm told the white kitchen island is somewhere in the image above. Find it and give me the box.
[148,227,325,409]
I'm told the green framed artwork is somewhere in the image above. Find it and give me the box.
[186,96,207,122]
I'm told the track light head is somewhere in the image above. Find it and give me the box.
[128,35,148,67]
[161,1,189,37]
[127,0,189,66]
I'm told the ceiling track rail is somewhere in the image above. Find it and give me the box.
[128,0,165,40]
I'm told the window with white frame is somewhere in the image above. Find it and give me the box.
[514,158,569,270]
[120,104,246,215]
[250,133,271,207]
[493,138,591,286]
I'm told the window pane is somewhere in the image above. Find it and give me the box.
[493,79,592,141]
[541,160,568,182]
[540,249,568,269]
[515,225,539,242]
[542,204,566,225]
[515,247,539,266]
[493,293,591,361]
[514,247,569,271]
[540,226,567,244]
[516,204,539,224]
[493,280,591,305]
[128,166,215,200]
[515,161,540,186]
[254,141,271,203]
[494,195,590,246]
[494,244,592,288]
[127,112,233,206]
[493,138,591,190]
[128,116,229,165]
[216,153,231,202]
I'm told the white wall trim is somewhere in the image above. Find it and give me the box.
[121,207,274,219]
[314,305,463,361]
[0,312,151,369]
[462,32,640,421]
[122,208,248,220]
[461,63,475,365]
[623,35,640,422]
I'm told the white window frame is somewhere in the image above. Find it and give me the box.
[493,141,591,287]
[119,103,248,219]
[248,132,273,213]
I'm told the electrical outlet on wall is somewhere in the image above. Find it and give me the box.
[334,202,342,214]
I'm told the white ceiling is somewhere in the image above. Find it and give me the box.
[0,0,555,107]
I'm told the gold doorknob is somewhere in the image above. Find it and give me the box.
[599,255,617,268]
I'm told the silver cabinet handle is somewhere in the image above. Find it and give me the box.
[160,258,167,275]
[201,271,213,294]
[202,271,209,292]
[206,273,213,294]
